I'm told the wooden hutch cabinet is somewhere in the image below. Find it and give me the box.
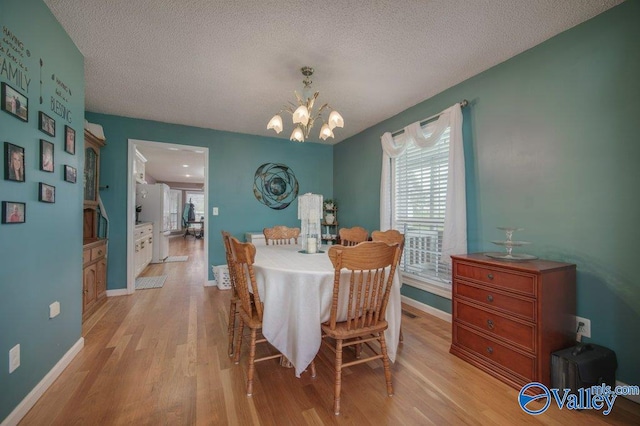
[450,254,576,391]
[82,129,108,320]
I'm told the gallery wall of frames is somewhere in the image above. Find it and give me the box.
[2,81,78,224]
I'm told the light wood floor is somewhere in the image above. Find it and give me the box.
[20,237,640,425]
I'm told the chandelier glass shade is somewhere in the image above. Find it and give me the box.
[267,66,344,142]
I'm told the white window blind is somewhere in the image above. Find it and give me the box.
[392,128,451,286]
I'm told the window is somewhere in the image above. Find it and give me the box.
[185,191,205,221]
[169,189,182,231]
[392,128,451,287]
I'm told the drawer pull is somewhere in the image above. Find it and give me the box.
[487,273,494,280]
[487,319,495,330]
[486,346,493,355]
[487,294,494,302]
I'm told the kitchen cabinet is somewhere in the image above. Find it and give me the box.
[135,222,153,277]
[134,148,147,184]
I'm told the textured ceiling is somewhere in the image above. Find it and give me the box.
[45,0,621,147]
[136,142,206,184]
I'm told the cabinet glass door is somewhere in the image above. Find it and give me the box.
[84,147,97,201]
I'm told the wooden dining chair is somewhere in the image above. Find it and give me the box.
[230,237,315,396]
[322,241,401,415]
[372,230,406,342]
[263,225,300,245]
[338,226,368,246]
[221,231,243,357]
[371,230,405,249]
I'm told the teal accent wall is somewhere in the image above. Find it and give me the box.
[85,112,333,288]
[0,0,84,420]
[334,1,640,385]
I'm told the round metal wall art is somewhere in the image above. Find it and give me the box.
[253,163,299,210]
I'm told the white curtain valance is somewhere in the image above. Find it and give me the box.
[379,103,467,263]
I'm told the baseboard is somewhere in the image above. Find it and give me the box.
[401,295,452,323]
[616,381,640,404]
[205,280,217,287]
[106,288,129,297]
[1,337,84,426]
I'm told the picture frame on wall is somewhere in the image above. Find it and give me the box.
[38,182,55,203]
[1,82,28,122]
[64,165,77,183]
[2,201,26,224]
[38,111,56,137]
[65,125,76,155]
[40,139,54,172]
[4,142,25,182]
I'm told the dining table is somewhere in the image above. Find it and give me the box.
[252,243,402,377]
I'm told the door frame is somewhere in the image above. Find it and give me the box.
[126,139,209,293]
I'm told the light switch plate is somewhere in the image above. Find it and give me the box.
[9,344,20,373]
[50,301,60,318]
[212,207,219,216]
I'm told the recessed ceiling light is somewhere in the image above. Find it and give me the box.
[168,147,179,151]
[182,164,189,167]
[185,174,191,177]
[194,150,204,154]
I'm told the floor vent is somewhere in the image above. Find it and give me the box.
[402,309,417,319]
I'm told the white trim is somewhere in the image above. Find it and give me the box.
[401,295,452,323]
[106,288,129,297]
[126,139,209,295]
[402,274,452,300]
[205,280,217,287]
[1,338,84,426]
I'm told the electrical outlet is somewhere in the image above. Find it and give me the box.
[575,316,591,338]
[9,344,20,373]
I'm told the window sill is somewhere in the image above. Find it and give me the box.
[401,273,452,300]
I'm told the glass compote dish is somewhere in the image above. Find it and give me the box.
[486,227,538,261]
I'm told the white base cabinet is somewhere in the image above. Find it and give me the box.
[135,223,153,277]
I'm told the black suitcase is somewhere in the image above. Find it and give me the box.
[551,343,617,392]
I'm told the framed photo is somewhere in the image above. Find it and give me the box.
[4,142,25,182]
[64,165,77,183]
[40,139,54,172]
[38,111,56,137]
[2,201,26,224]
[1,82,28,122]
[65,125,76,155]
[39,182,55,203]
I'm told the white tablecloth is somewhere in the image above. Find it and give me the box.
[252,244,401,377]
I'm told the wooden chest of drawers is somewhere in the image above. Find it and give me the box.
[450,254,575,390]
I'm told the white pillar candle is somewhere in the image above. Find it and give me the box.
[307,237,317,253]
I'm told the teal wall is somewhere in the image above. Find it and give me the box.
[0,0,85,420]
[334,1,640,385]
[85,112,333,287]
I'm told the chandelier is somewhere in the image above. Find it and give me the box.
[267,66,344,142]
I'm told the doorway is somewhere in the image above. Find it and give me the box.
[126,139,209,294]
